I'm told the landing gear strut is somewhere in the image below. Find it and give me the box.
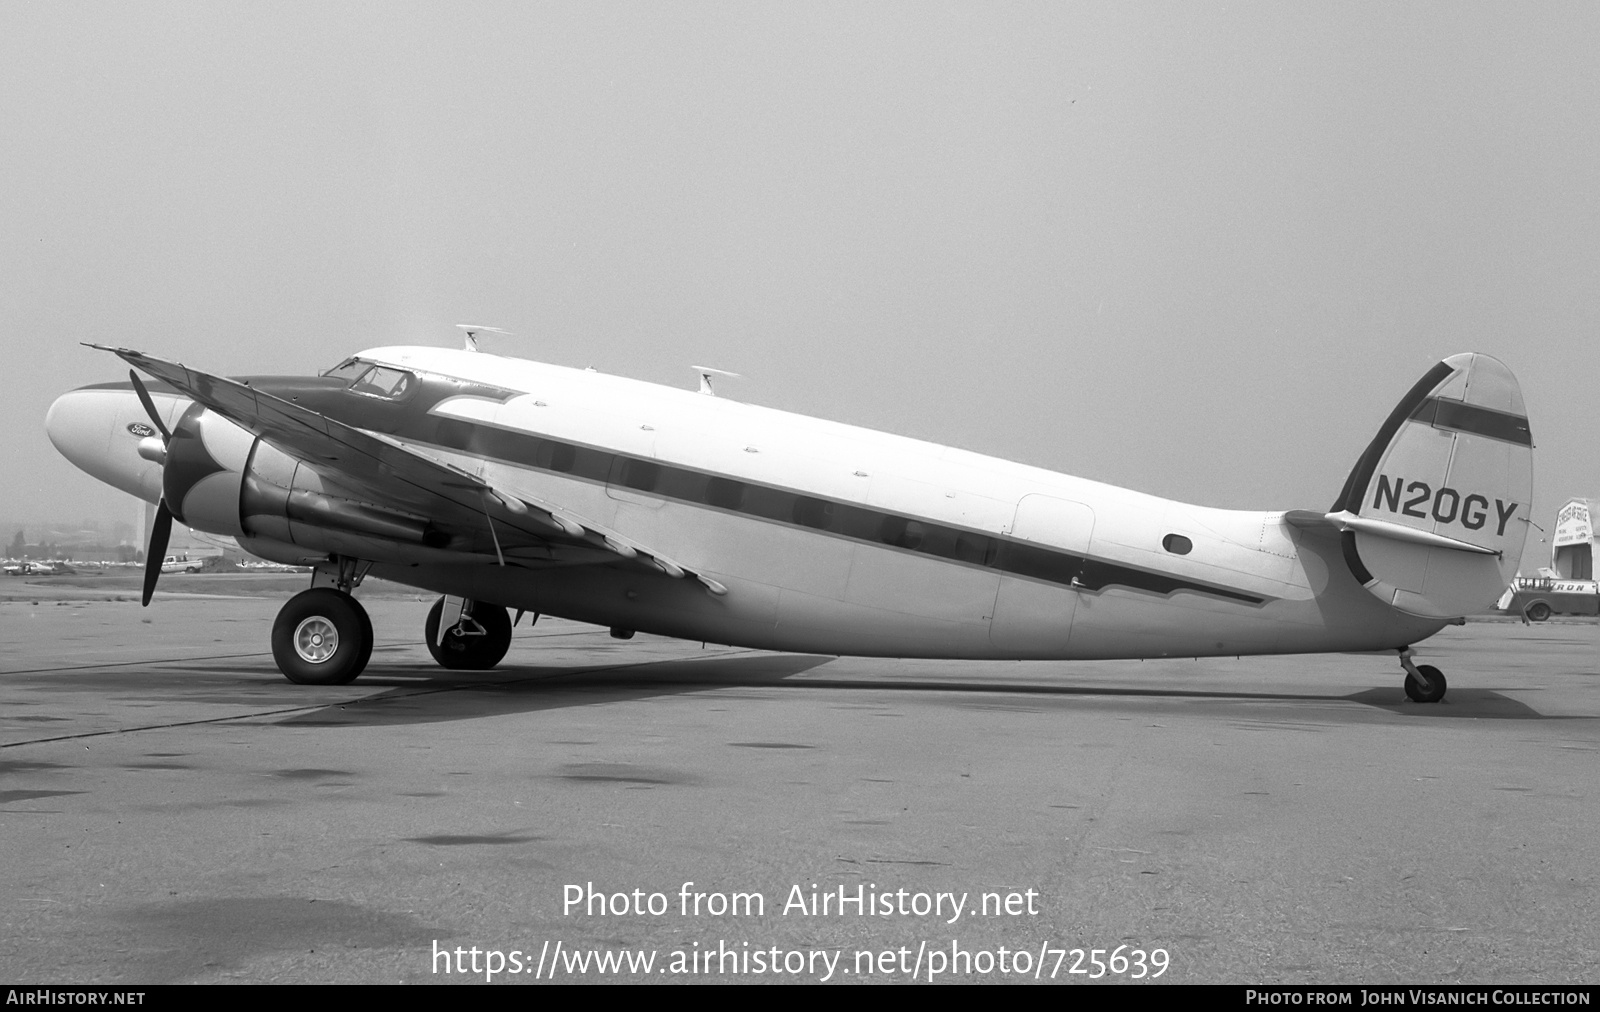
[425,596,513,670]
[1399,648,1446,703]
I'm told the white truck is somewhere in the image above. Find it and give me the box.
[1498,577,1600,621]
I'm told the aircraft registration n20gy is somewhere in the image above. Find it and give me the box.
[45,343,1531,702]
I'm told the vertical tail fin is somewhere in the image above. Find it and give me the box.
[1332,353,1532,618]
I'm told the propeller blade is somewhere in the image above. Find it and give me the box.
[142,500,172,607]
[129,370,171,442]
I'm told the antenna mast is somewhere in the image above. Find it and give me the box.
[690,365,740,397]
[455,323,512,352]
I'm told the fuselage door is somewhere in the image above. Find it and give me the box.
[989,495,1096,656]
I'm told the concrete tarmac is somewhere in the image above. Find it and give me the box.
[1,574,1597,984]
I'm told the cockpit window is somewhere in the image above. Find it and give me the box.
[350,366,414,399]
[322,358,369,382]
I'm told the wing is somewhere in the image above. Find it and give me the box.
[96,345,725,594]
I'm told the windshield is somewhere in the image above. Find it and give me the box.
[322,358,415,398]
[350,365,414,399]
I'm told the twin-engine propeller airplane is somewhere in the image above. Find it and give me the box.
[46,341,1531,702]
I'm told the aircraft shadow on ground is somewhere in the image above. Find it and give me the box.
[275,653,1563,727]
[1343,687,1550,719]
[280,653,840,727]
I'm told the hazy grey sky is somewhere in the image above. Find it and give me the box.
[3,3,1596,570]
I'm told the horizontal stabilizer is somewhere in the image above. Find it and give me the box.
[1282,510,1499,555]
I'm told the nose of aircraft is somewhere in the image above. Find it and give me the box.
[45,384,185,504]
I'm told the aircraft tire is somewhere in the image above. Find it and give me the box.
[352,598,374,680]
[1524,601,1552,623]
[1403,664,1446,704]
[271,588,373,685]
[425,597,512,670]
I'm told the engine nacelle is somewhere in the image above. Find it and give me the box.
[163,404,251,538]
[162,405,445,554]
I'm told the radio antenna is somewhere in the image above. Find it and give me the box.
[690,365,740,397]
[455,324,512,352]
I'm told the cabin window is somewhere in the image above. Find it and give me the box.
[706,477,746,510]
[535,441,577,473]
[1162,533,1192,555]
[880,516,926,551]
[793,496,835,530]
[618,459,660,492]
[953,531,997,566]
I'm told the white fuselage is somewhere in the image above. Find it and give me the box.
[318,346,1445,659]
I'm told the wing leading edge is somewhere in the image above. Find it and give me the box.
[94,345,725,593]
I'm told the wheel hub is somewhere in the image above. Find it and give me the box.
[293,616,339,663]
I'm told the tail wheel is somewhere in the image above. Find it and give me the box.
[271,588,372,685]
[425,597,512,670]
[1404,664,1447,703]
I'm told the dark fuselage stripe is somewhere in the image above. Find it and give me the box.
[403,413,1267,605]
[1408,396,1532,446]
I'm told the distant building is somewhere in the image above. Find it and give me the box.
[1552,498,1597,580]
[1498,497,1600,619]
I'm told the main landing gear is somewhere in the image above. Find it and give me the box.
[425,596,513,670]
[271,587,373,685]
[267,591,514,683]
[1399,648,1447,703]
[265,559,516,683]
[270,556,374,685]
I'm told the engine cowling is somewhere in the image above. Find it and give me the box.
[162,404,251,538]
[162,405,445,554]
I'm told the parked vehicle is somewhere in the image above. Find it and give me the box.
[1498,577,1600,621]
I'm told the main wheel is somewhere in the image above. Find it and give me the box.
[425,597,512,670]
[1404,664,1447,703]
[352,597,374,676]
[271,588,373,685]
[1525,601,1552,622]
